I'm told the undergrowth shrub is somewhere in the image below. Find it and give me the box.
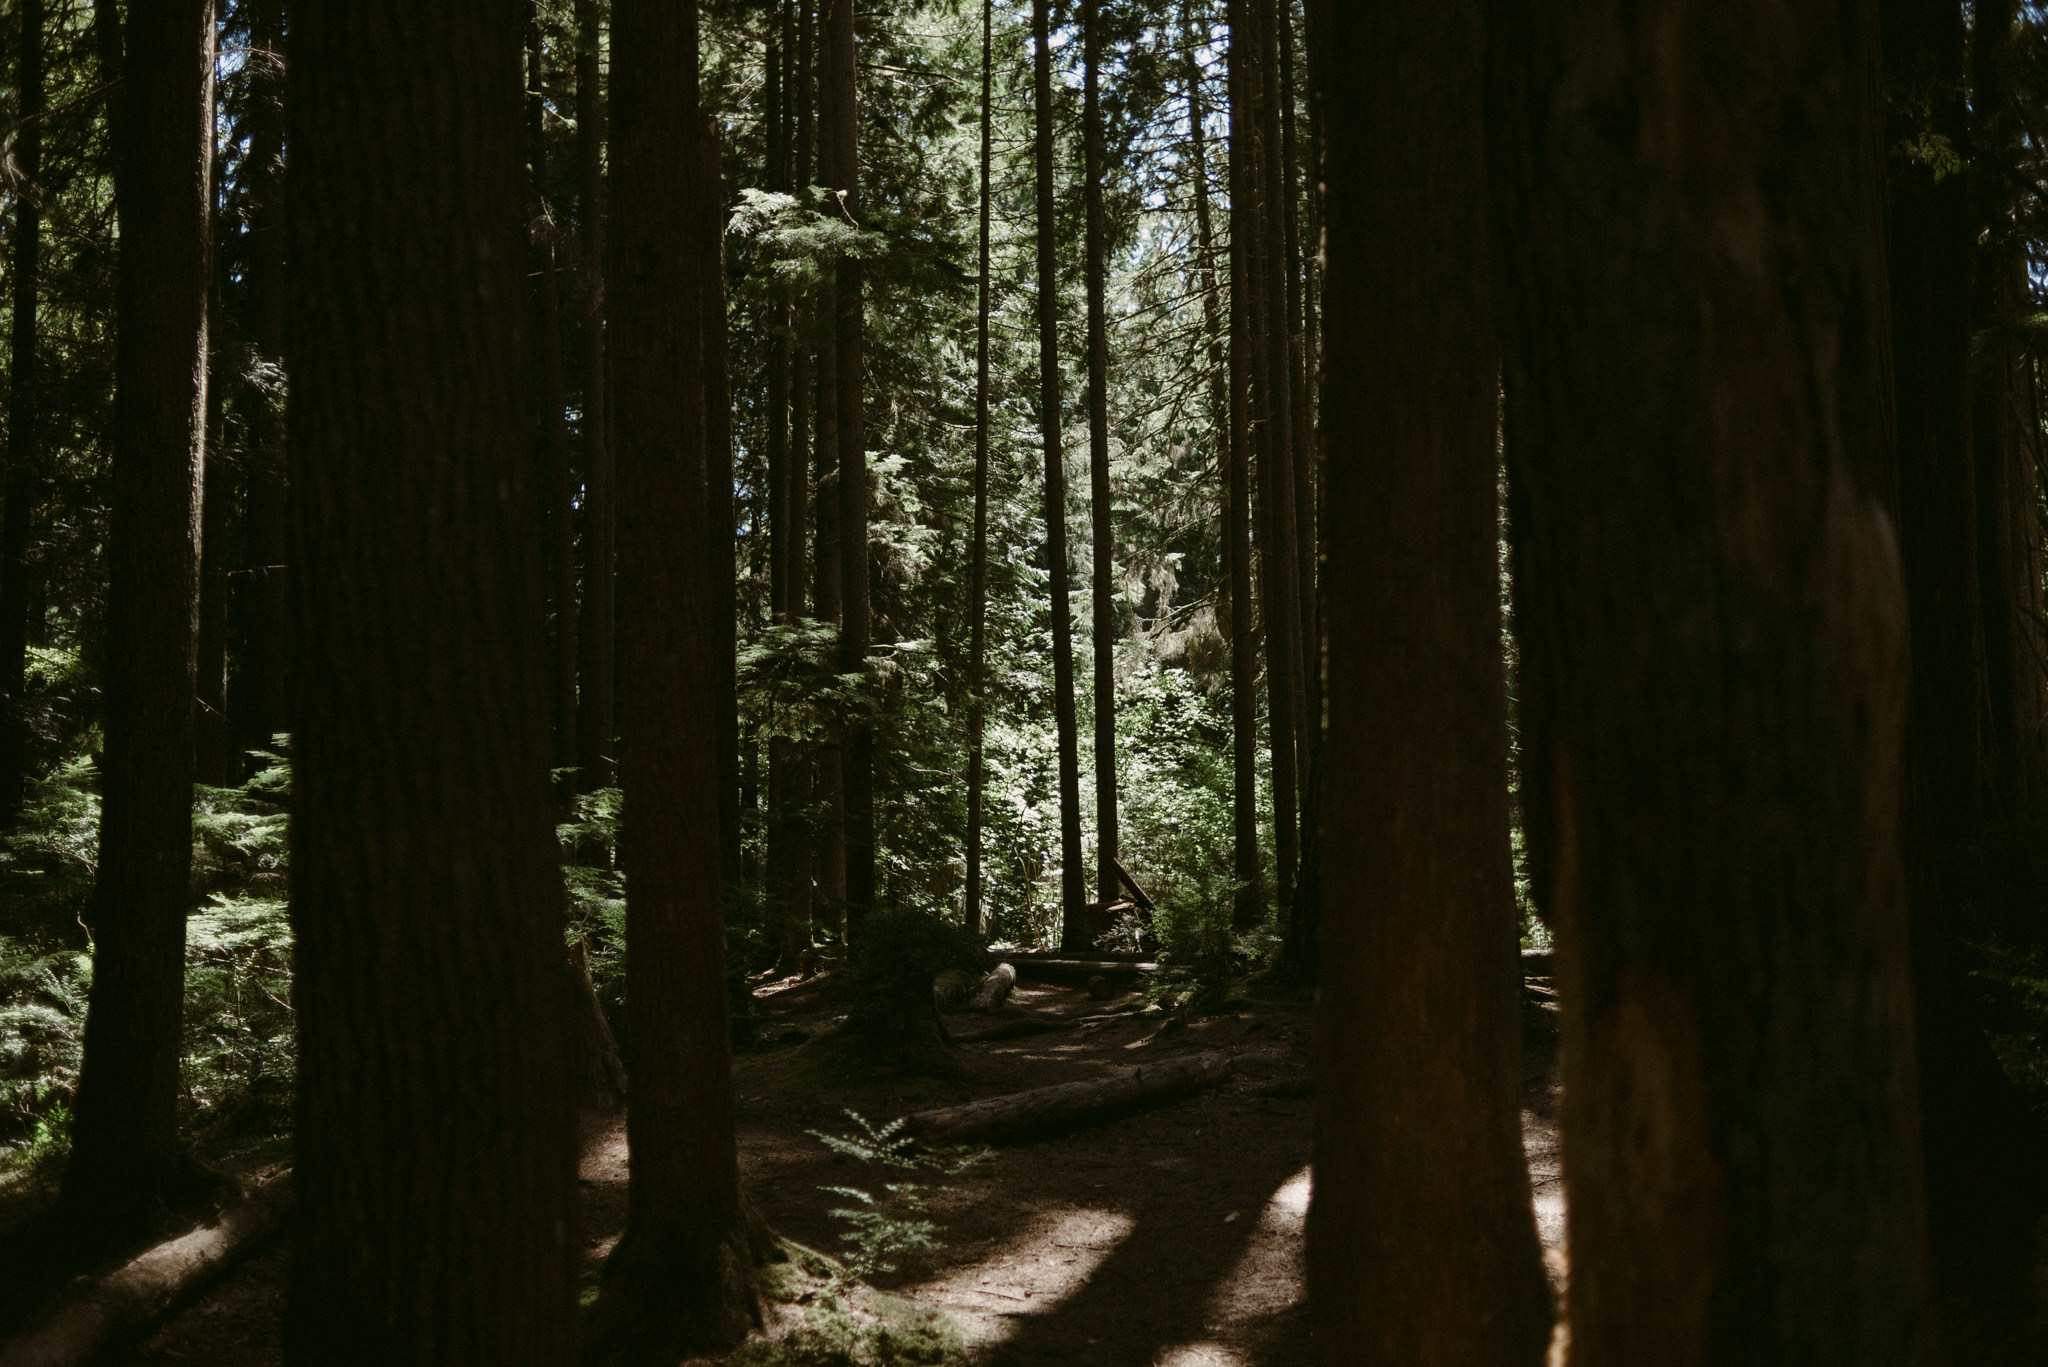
[844,910,980,1044]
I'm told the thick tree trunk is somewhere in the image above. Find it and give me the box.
[1487,2,1931,1361]
[966,0,994,937]
[586,2,769,1356]
[60,0,216,1245]
[0,0,43,822]
[824,0,876,925]
[1083,0,1117,910]
[530,11,579,791]
[1307,4,1551,1361]
[575,0,616,792]
[702,122,743,889]
[235,0,288,776]
[281,5,578,1361]
[1035,0,1086,949]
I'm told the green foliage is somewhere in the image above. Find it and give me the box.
[730,1297,966,1367]
[806,1112,984,1296]
[558,786,626,1010]
[0,945,89,1175]
[844,910,982,1037]
[1951,808,2048,1123]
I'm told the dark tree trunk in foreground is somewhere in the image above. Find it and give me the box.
[825,0,875,925]
[1035,0,1086,948]
[1307,4,1551,1362]
[236,0,288,773]
[530,13,579,790]
[1882,0,2048,1340]
[586,0,769,1356]
[1083,0,1117,909]
[0,0,44,821]
[282,4,577,1361]
[195,201,229,789]
[1488,3,1930,1361]
[966,0,993,937]
[60,0,216,1242]
[575,0,616,791]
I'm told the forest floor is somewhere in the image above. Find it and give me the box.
[92,970,1566,1367]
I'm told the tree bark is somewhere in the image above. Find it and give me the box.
[585,1,769,1355]
[702,122,742,889]
[530,8,579,792]
[1486,2,1931,1361]
[1307,4,1551,1361]
[234,0,288,776]
[282,4,578,1361]
[967,0,994,938]
[575,0,616,791]
[194,169,229,791]
[1035,0,1086,949]
[59,0,216,1244]
[0,0,44,821]
[1083,0,1117,911]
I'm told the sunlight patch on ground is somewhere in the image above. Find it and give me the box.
[1133,1166,1315,1366]
[903,1205,1136,1344]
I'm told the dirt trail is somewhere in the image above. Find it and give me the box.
[111,974,1565,1366]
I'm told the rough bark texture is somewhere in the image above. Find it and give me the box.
[1083,0,1118,909]
[1036,0,1086,948]
[585,2,765,1357]
[575,0,615,791]
[60,0,215,1242]
[903,1053,1232,1146]
[1307,4,1552,1362]
[966,0,994,937]
[281,4,578,1360]
[1486,3,1931,1362]
[702,121,743,890]
[0,0,43,822]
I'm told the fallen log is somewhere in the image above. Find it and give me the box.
[0,1171,294,1367]
[966,962,1016,1012]
[996,955,1157,985]
[948,1013,1072,1044]
[903,1051,1233,1146]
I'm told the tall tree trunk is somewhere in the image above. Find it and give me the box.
[236,0,288,776]
[575,0,616,791]
[59,0,216,1244]
[195,145,229,790]
[1035,0,1086,948]
[702,122,743,889]
[530,8,579,791]
[824,0,875,925]
[1231,0,1297,923]
[1083,0,1117,910]
[1487,2,1932,1361]
[1307,4,1551,1361]
[966,0,994,938]
[0,0,43,822]
[586,2,769,1355]
[282,5,578,1360]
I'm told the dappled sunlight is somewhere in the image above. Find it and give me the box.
[1133,1166,1311,1365]
[903,1205,1137,1343]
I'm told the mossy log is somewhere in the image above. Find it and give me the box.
[902,1052,1233,1145]
[0,1171,293,1367]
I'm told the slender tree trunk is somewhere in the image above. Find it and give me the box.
[1035,0,1086,948]
[0,0,43,821]
[236,0,288,775]
[1187,15,1261,932]
[702,123,743,889]
[1308,4,1551,1361]
[824,0,875,925]
[1487,2,1932,1360]
[813,275,847,937]
[587,2,770,1355]
[195,147,229,790]
[1082,0,1117,911]
[60,0,216,1244]
[966,0,994,938]
[530,9,579,791]
[575,0,616,791]
[1232,0,1297,922]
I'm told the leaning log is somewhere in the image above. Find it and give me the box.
[966,961,1016,1012]
[903,1052,1233,1146]
[0,1171,295,1367]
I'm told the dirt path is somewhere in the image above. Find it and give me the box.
[112,974,1566,1366]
